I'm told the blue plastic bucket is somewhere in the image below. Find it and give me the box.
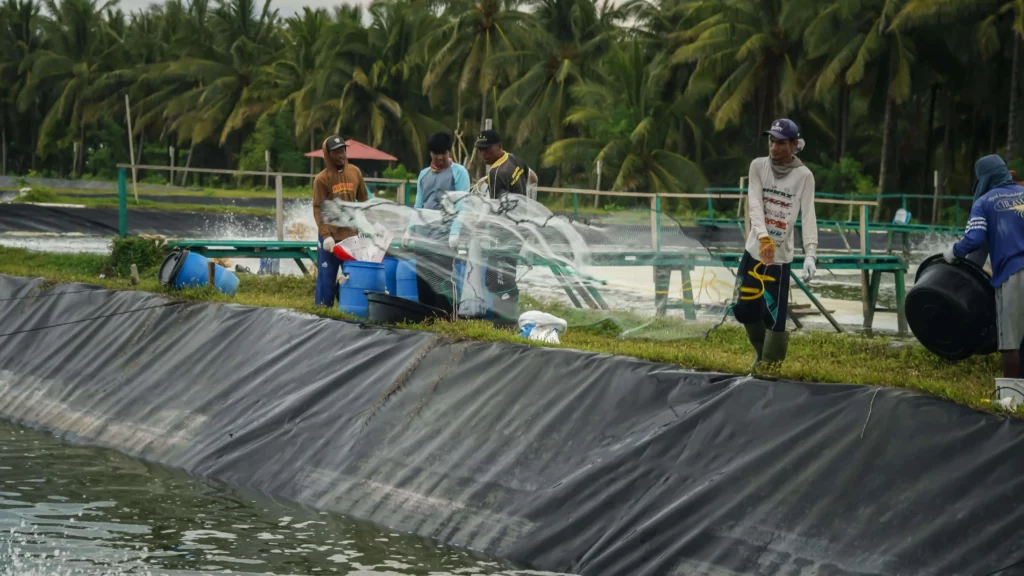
[159,250,239,296]
[339,261,386,318]
[395,259,419,302]
[383,257,399,295]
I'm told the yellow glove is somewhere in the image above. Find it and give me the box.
[758,236,776,266]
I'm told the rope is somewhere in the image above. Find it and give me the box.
[0,302,183,339]
[0,288,102,302]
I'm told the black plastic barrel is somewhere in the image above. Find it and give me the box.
[906,254,998,361]
[366,292,449,325]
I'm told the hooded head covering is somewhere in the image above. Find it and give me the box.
[321,135,347,171]
[973,154,1014,202]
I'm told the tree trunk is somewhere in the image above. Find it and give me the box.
[309,131,315,175]
[1008,32,1020,156]
[933,90,954,224]
[478,91,488,177]
[837,84,850,160]
[2,125,7,176]
[922,84,938,199]
[137,131,144,165]
[77,123,85,178]
[29,111,36,171]
[180,146,193,186]
[878,94,896,198]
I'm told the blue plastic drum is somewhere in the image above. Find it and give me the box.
[338,261,386,318]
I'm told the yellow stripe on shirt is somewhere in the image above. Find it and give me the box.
[490,152,509,170]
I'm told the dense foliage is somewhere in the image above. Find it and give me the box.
[0,0,1019,217]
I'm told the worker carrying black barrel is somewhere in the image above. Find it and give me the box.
[735,119,818,367]
[942,154,1024,380]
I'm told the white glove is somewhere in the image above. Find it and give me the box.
[448,234,459,250]
[942,246,956,264]
[801,256,816,282]
[322,236,336,252]
[401,230,413,247]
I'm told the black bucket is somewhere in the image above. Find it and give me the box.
[366,292,450,325]
[906,254,997,361]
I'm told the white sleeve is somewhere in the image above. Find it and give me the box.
[747,160,769,240]
[799,170,818,258]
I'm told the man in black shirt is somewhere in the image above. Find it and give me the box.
[476,129,529,199]
[473,129,528,325]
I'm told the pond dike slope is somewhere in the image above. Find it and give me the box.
[0,273,1022,576]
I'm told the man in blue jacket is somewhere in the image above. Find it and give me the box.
[401,132,470,312]
[944,154,1024,378]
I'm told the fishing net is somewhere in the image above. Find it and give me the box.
[319,183,738,341]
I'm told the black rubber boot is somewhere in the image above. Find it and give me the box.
[762,330,790,364]
[744,323,767,367]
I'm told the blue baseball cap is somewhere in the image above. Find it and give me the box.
[764,119,800,140]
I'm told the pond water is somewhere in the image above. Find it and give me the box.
[0,420,570,576]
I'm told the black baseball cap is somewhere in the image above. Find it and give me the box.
[326,135,347,151]
[763,119,799,140]
[475,129,501,149]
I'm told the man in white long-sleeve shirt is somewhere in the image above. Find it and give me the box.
[734,118,818,366]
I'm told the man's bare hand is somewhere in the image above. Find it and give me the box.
[758,237,776,266]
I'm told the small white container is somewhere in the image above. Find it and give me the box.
[995,378,1024,405]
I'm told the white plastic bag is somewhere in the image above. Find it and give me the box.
[518,311,567,344]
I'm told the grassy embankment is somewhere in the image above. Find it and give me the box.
[0,241,1005,415]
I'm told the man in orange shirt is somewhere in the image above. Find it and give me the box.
[313,135,369,307]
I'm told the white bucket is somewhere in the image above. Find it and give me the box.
[995,378,1024,404]
[892,208,911,225]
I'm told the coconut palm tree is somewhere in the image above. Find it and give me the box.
[160,0,280,156]
[495,0,616,151]
[0,0,42,172]
[23,0,126,174]
[542,40,706,194]
[420,0,529,133]
[671,0,810,132]
[892,0,1024,156]
[331,0,447,166]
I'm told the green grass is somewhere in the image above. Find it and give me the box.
[10,187,276,217]
[0,244,1006,415]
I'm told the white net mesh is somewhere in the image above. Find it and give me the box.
[320,184,736,340]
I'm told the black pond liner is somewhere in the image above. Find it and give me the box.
[906,253,998,361]
[366,291,450,324]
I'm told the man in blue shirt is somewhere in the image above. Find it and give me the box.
[401,132,470,312]
[944,154,1024,378]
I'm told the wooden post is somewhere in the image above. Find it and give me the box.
[129,264,140,286]
[169,145,175,184]
[275,174,284,241]
[860,204,870,327]
[593,159,602,208]
[398,181,407,207]
[265,150,271,188]
[2,125,6,176]
[124,94,139,202]
[207,260,216,287]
